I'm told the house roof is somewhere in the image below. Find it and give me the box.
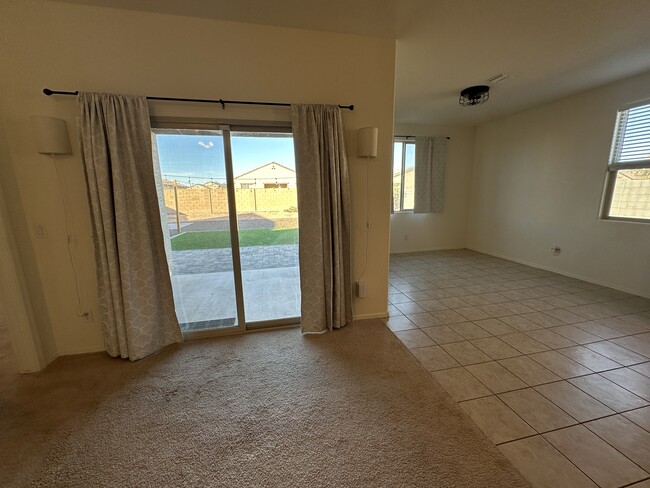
[234,162,296,180]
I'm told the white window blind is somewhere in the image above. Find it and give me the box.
[609,103,650,167]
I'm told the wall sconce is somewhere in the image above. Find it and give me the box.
[30,116,72,155]
[357,127,378,158]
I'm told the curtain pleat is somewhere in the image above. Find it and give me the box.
[78,92,182,360]
[291,104,353,333]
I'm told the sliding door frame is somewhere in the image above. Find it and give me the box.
[151,116,300,339]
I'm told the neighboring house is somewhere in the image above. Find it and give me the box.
[234,162,296,189]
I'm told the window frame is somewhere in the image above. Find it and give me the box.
[393,138,415,213]
[599,99,650,224]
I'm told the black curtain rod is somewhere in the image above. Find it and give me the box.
[42,88,354,111]
[395,134,451,140]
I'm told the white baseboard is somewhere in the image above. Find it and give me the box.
[468,246,650,299]
[353,311,388,321]
[390,245,465,255]
[57,345,106,357]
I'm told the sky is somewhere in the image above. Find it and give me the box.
[155,133,295,184]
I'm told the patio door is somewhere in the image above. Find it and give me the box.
[151,122,300,335]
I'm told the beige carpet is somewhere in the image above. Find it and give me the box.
[1,320,529,487]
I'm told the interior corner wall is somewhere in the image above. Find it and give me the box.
[390,124,475,254]
[0,0,396,358]
[468,70,650,298]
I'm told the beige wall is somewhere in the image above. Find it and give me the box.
[0,0,395,359]
[390,124,475,253]
[468,70,650,298]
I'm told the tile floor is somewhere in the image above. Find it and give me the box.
[387,249,650,488]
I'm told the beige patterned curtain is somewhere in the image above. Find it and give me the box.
[414,136,448,213]
[291,105,353,333]
[78,92,182,360]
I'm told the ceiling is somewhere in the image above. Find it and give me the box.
[55,0,650,125]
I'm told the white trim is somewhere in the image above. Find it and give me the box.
[57,345,105,356]
[353,311,388,321]
[467,246,650,299]
[390,245,466,254]
[0,189,46,373]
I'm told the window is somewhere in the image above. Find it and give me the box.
[393,139,415,212]
[602,101,650,222]
[240,183,252,189]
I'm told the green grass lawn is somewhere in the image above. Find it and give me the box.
[171,228,299,251]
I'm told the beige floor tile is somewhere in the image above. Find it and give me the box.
[499,314,540,332]
[557,345,622,372]
[522,312,565,328]
[421,325,464,345]
[405,312,443,328]
[624,406,650,431]
[569,374,648,412]
[418,299,449,312]
[632,362,650,378]
[500,333,550,355]
[586,341,649,366]
[454,306,492,321]
[430,309,469,325]
[544,425,648,488]
[529,351,593,379]
[499,388,577,433]
[544,308,586,324]
[586,415,650,471]
[441,341,492,365]
[384,316,416,332]
[502,301,536,315]
[459,395,535,444]
[499,356,561,386]
[612,334,650,359]
[411,345,460,371]
[601,368,650,401]
[394,329,436,349]
[478,304,515,318]
[498,436,598,488]
[431,367,491,402]
[525,329,576,349]
[628,480,650,488]
[474,318,517,336]
[394,301,427,315]
[575,321,626,340]
[598,317,649,336]
[466,361,527,394]
[470,337,521,360]
[448,322,492,340]
[535,381,615,422]
[439,297,472,309]
[551,325,602,344]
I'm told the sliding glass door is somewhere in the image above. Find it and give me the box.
[151,123,300,334]
[230,131,300,323]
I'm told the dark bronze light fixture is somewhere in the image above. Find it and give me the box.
[459,85,490,106]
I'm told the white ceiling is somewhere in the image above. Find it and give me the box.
[55,0,650,125]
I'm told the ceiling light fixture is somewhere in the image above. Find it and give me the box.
[459,85,490,107]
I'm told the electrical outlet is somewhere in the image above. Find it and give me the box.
[551,247,561,256]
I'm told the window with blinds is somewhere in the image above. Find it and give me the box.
[602,101,650,221]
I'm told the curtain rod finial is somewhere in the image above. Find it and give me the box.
[43,88,53,96]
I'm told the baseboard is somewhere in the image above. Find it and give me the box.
[353,311,388,321]
[390,245,465,255]
[468,246,650,299]
[57,345,106,356]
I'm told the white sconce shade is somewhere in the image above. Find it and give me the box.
[30,116,72,155]
[357,127,378,158]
